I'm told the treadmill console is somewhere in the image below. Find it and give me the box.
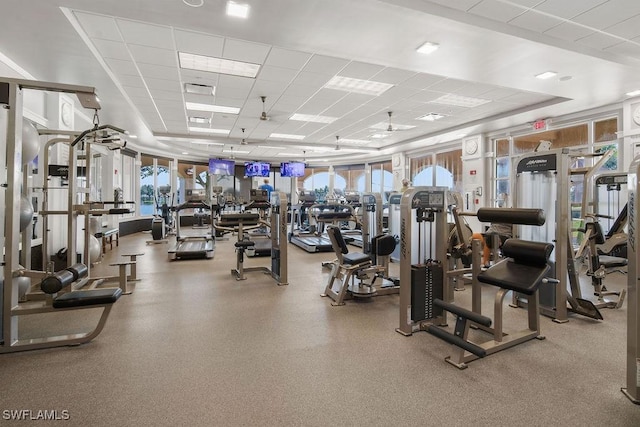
[412,190,445,209]
[186,188,206,201]
[250,189,269,202]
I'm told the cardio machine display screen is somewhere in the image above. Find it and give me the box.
[411,191,445,208]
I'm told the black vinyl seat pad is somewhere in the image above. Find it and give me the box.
[477,260,551,295]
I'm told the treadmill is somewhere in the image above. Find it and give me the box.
[289,196,355,253]
[168,189,215,260]
[289,191,334,253]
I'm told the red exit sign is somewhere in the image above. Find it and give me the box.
[532,119,547,130]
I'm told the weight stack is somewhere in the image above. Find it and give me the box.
[411,262,443,322]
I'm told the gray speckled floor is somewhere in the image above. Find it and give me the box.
[1,232,639,426]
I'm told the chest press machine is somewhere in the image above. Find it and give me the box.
[395,187,555,369]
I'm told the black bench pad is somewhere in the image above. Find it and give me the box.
[53,288,123,308]
[343,253,371,265]
[599,255,627,268]
[477,260,550,295]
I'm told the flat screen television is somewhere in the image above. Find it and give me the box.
[245,162,270,177]
[280,162,305,177]
[209,158,235,176]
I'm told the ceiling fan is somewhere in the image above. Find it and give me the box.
[385,111,406,132]
[240,128,247,145]
[260,96,269,121]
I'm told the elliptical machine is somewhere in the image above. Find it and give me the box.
[150,185,174,241]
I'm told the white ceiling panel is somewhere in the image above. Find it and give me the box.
[291,71,331,87]
[104,58,139,76]
[534,0,610,19]
[371,68,416,85]
[427,0,483,11]
[211,116,237,126]
[148,89,183,101]
[74,12,122,41]
[427,78,469,93]
[310,88,347,103]
[282,83,322,98]
[218,74,256,90]
[295,97,340,115]
[116,19,174,49]
[128,44,177,67]
[183,93,215,104]
[572,0,640,30]
[256,65,299,83]
[502,0,542,6]
[399,73,447,90]
[322,101,361,117]
[604,41,640,58]
[302,55,349,75]
[222,39,270,64]
[480,87,521,100]
[173,29,224,57]
[338,62,385,80]
[544,22,595,41]
[212,97,245,108]
[575,32,622,50]
[92,39,130,61]
[469,1,525,23]
[249,81,289,98]
[117,74,145,87]
[215,83,252,100]
[123,86,151,98]
[137,63,179,81]
[508,11,563,32]
[264,47,312,70]
[408,90,442,103]
[603,14,640,39]
[164,120,188,131]
[144,77,182,92]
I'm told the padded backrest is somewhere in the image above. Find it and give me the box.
[585,222,606,245]
[501,239,554,267]
[328,226,349,254]
[477,208,545,226]
[372,234,396,256]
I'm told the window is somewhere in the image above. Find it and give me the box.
[120,151,136,218]
[140,155,155,216]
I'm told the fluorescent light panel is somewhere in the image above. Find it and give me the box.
[626,89,640,97]
[223,149,250,154]
[189,127,230,135]
[185,101,240,114]
[371,133,387,139]
[226,1,250,18]
[324,75,393,96]
[417,113,446,121]
[535,71,557,80]
[431,94,490,108]
[337,138,370,145]
[189,116,211,124]
[269,133,305,140]
[185,83,215,96]
[289,113,338,124]
[370,122,415,131]
[416,42,439,55]
[179,52,260,78]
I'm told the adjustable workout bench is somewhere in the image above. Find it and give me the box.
[3,263,122,353]
[427,239,554,369]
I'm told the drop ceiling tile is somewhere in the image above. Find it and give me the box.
[604,41,640,58]
[399,73,447,90]
[222,39,270,64]
[92,39,131,61]
[390,99,428,111]
[211,97,244,108]
[575,32,622,50]
[138,63,179,81]
[183,93,216,104]
[250,81,289,98]
[295,97,340,115]
[499,92,553,104]
[480,87,521,100]
[283,83,322,98]
[117,74,145,88]
[426,0,484,11]
[122,86,151,98]
[371,68,417,85]
[264,47,312,70]
[128,44,177,67]
[454,83,503,97]
[217,74,256,90]
[469,1,526,22]
[75,12,122,41]
[211,116,237,126]
[157,106,186,117]
[164,120,188,131]
[544,22,595,41]
[427,78,469,93]
[215,83,252,100]
[256,65,299,83]
[534,0,609,19]
[509,11,563,32]
[338,61,385,80]
[116,19,174,49]
[291,71,331,87]
[572,0,640,30]
[603,14,640,39]
[174,29,224,57]
[302,55,349,75]
[105,58,139,76]
[144,77,182,92]
[314,101,356,117]
[149,89,183,102]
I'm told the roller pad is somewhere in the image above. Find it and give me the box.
[65,263,88,281]
[53,288,123,308]
[41,270,75,294]
[502,239,554,266]
[477,208,545,226]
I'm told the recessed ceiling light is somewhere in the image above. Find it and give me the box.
[626,89,640,97]
[431,94,490,108]
[185,101,240,114]
[179,52,260,78]
[324,76,394,96]
[226,1,250,18]
[371,133,388,139]
[223,149,250,154]
[183,0,204,7]
[416,42,439,55]
[289,113,338,124]
[185,83,215,96]
[182,152,189,155]
[189,116,211,124]
[189,127,230,135]
[269,133,305,140]
[535,71,557,80]
[417,113,446,121]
